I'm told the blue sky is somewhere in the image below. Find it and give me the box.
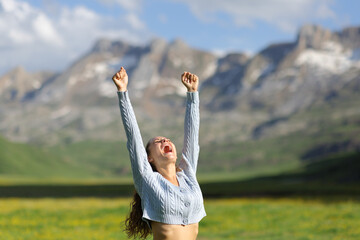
[0,0,359,74]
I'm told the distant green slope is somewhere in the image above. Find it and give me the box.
[0,136,92,180]
[272,151,360,183]
[49,140,131,178]
[200,152,360,197]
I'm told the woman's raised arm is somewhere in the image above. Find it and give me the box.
[180,72,200,172]
[113,67,153,192]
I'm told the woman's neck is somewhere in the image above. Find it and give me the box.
[157,164,179,186]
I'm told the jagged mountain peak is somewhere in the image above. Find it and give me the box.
[220,53,249,65]
[296,24,337,49]
[91,38,132,54]
[169,38,188,49]
[0,65,54,103]
[149,37,167,50]
[6,65,27,75]
[339,26,360,35]
[338,26,360,49]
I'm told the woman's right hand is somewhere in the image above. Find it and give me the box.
[181,71,199,92]
[112,67,128,92]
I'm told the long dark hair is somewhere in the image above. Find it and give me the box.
[124,190,150,239]
[124,139,181,239]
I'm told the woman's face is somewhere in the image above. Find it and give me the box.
[147,136,177,165]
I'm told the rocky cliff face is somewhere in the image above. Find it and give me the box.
[0,24,359,146]
[201,25,360,117]
[0,67,55,103]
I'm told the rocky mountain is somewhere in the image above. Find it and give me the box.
[202,25,360,113]
[0,24,359,151]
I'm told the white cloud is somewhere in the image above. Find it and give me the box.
[32,13,63,46]
[0,0,150,74]
[8,29,33,44]
[96,0,146,32]
[172,0,336,33]
[316,3,336,19]
[97,0,143,11]
[1,0,18,11]
[124,12,145,30]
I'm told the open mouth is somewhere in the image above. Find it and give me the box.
[163,145,172,153]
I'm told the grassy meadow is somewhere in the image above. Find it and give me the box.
[0,197,359,240]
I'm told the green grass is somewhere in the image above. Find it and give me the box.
[0,197,359,240]
[48,140,132,178]
[201,197,360,240]
[0,136,92,179]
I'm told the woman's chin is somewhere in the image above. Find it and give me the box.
[163,153,177,161]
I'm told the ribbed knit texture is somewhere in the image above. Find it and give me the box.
[117,91,206,226]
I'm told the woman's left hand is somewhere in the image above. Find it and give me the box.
[181,72,199,92]
[112,67,128,92]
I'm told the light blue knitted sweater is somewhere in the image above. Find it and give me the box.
[117,91,206,226]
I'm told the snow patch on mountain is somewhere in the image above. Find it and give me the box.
[32,80,41,89]
[68,76,79,86]
[202,60,217,79]
[94,62,107,75]
[156,78,186,97]
[99,81,115,97]
[295,41,358,74]
[108,55,138,70]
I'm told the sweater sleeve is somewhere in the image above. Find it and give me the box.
[179,91,200,173]
[117,91,153,193]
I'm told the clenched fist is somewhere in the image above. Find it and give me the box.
[112,67,128,92]
[181,72,199,92]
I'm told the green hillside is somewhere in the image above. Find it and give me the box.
[200,151,360,197]
[0,136,93,182]
[49,140,131,178]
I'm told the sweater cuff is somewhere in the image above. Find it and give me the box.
[186,91,199,103]
[117,90,128,100]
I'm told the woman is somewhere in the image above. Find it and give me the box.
[112,67,206,240]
